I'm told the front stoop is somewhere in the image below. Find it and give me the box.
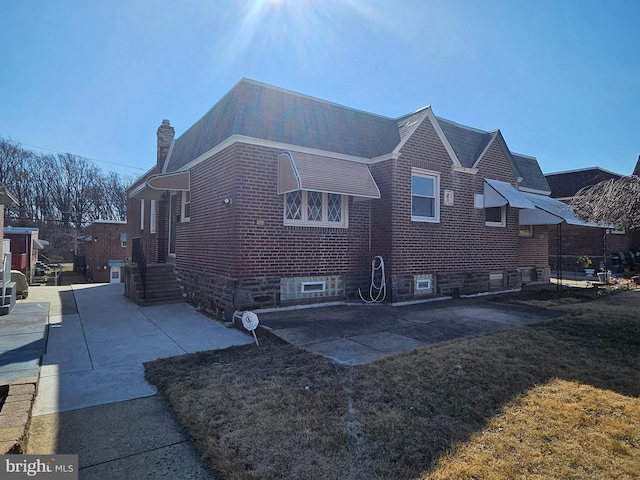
[0,378,37,454]
[125,263,184,307]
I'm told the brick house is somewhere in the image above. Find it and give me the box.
[82,220,128,283]
[546,164,639,272]
[3,226,48,284]
[126,79,574,317]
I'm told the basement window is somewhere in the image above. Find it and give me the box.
[301,281,326,293]
[416,279,431,290]
[519,225,533,237]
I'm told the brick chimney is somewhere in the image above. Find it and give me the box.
[157,119,175,171]
[633,155,640,177]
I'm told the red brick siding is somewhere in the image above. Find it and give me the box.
[518,225,550,267]
[176,143,371,285]
[382,117,522,275]
[125,167,161,262]
[84,222,128,283]
[548,224,634,269]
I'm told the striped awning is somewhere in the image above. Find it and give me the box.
[277,151,380,199]
[130,171,190,200]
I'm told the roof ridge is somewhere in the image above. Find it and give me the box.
[435,116,491,135]
[510,151,537,160]
[545,166,622,177]
[239,78,397,122]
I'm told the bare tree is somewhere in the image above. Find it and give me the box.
[1,134,132,259]
[0,137,37,223]
[571,176,640,229]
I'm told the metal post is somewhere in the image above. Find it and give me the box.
[557,223,563,291]
[603,228,609,284]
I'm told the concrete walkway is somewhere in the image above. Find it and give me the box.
[25,283,252,479]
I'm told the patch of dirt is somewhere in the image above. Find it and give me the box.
[492,288,593,309]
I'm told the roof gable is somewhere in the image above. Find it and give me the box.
[435,117,493,168]
[511,153,551,193]
[165,79,401,172]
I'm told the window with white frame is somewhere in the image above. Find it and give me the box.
[485,206,506,227]
[411,169,440,222]
[181,191,191,222]
[284,191,347,227]
[150,199,157,233]
[518,224,533,237]
[140,200,145,231]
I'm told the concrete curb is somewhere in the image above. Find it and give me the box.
[0,376,38,454]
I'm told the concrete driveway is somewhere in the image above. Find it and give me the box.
[25,283,252,479]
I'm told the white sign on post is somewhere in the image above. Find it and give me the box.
[242,311,260,346]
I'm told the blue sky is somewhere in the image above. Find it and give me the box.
[1,0,638,179]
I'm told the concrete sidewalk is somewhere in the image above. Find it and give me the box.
[25,283,252,479]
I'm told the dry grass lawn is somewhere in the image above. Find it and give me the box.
[145,289,640,479]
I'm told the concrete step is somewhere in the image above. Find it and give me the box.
[137,296,185,307]
[0,282,16,315]
[136,289,183,300]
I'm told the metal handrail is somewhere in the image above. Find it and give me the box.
[132,237,147,299]
[2,251,10,306]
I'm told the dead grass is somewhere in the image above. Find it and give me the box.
[145,290,640,479]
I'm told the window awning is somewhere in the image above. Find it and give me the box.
[278,151,381,199]
[108,259,125,267]
[32,238,49,250]
[519,192,600,227]
[484,179,535,209]
[130,171,190,200]
[0,185,19,206]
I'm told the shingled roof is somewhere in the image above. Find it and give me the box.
[545,167,622,199]
[162,78,548,195]
[512,153,551,193]
[165,79,401,172]
[435,117,493,168]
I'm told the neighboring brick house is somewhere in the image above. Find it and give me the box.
[82,220,128,283]
[127,78,575,318]
[546,165,639,272]
[3,226,48,284]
